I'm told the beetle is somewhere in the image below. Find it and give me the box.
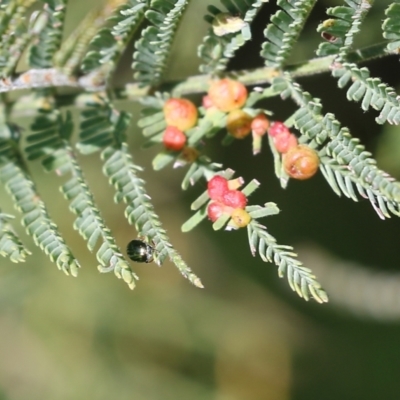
[126,239,155,263]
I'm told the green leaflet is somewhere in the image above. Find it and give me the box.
[133,0,191,86]
[0,211,31,263]
[0,154,80,276]
[261,0,317,68]
[383,1,400,52]
[29,0,67,68]
[81,0,147,76]
[248,220,328,303]
[101,143,203,288]
[317,0,373,58]
[26,99,138,288]
[77,94,202,288]
[198,0,267,74]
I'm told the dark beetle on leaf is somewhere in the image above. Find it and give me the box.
[127,239,155,263]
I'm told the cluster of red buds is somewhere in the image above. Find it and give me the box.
[161,79,319,182]
[207,175,251,228]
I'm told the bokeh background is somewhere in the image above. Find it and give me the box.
[1,0,400,399]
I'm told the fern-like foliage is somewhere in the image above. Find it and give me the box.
[317,0,372,58]
[25,98,139,289]
[0,125,80,276]
[54,6,115,75]
[81,0,147,77]
[383,0,400,53]
[316,1,400,125]
[332,63,400,125]
[1,0,398,302]
[102,144,203,287]
[273,75,400,219]
[77,94,203,288]
[248,220,328,303]
[198,0,266,74]
[180,156,222,190]
[260,0,317,68]
[133,0,190,87]
[29,0,67,68]
[0,211,31,263]
[0,0,36,78]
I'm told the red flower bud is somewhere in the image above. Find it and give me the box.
[163,98,198,131]
[208,79,248,112]
[162,126,187,151]
[283,145,320,180]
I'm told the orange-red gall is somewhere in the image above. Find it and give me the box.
[226,109,252,139]
[163,98,198,131]
[268,121,290,138]
[273,132,298,153]
[283,144,320,180]
[162,126,187,151]
[231,208,252,228]
[207,202,224,222]
[202,95,214,109]
[207,175,229,202]
[222,190,247,209]
[251,114,270,136]
[208,78,248,112]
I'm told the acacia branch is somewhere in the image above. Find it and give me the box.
[5,41,391,118]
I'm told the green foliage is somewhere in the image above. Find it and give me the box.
[25,99,138,288]
[261,0,317,68]
[316,1,400,125]
[332,63,400,125]
[317,0,372,57]
[248,220,328,303]
[0,211,31,262]
[0,129,80,276]
[274,75,400,219]
[198,0,266,74]
[102,143,203,288]
[82,0,147,77]
[182,169,327,302]
[0,0,35,78]
[29,0,67,68]
[383,0,400,52]
[0,0,399,304]
[133,0,190,87]
[77,94,202,287]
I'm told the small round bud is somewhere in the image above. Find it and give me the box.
[162,126,187,151]
[251,114,270,136]
[273,132,298,153]
[268,121,290,138]
[231,208,252,228]
[207,175,229,202]
[202,95,214,109]
[226,109,252,139]
[207,202,224,222]
[180,146,199,163]
[208,79,248,112]
[163,98,198,131]
[222,190,247,209]
[283,144,320,180]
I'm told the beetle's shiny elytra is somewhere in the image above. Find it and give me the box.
[127,239,154,263]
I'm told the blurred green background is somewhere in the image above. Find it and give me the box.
[1,0,400,399]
